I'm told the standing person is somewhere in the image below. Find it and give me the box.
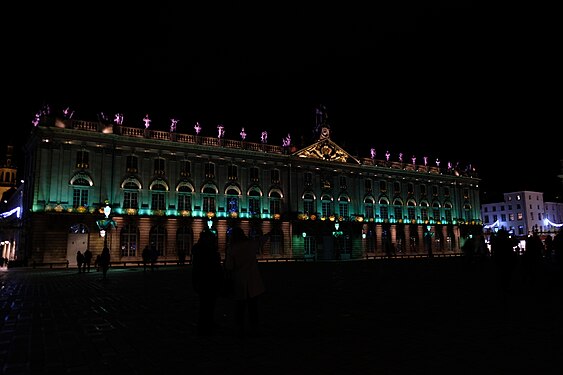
[83,248,93,273]
[191,229,223,336]
[99,246,111,280]
[225,226,265,338]
[142,245,150,272]
[149,242,158,271]
[76,250,84,273]
[491,229,518,294]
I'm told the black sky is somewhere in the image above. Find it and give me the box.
[4,2,561,201]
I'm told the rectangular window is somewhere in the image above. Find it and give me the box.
[365,205,374,219]
[178,194,191,211]
[76,151,89,169]
[73,188,88,207]
[126,156,138,173]
[304,172,313,186]
[270,199,281,215]
[249,197,261,215]
[205,163,215,179]
[181,160,191,177]
[322,202,332,217]
[421,208,428,221]
[339,203,348,219]
[394,206,403,221]
[380,206,389,220]
[340,176,347,190]
[250,167,260,182]
[123,191,138,209]
[501,214,506,221]
[228,165,238,181]
[304,200,315,215]
[304,236,316,256]
[271,169,280,184]
[203,196,216,212]
[509,213,515,221]
[151,192,166,210]
[484,215,489,223]
[154,158,165,175]
[517,212,523,220]
[408,207,416,221]
[364,179,372,192]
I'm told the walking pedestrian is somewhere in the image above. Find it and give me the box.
[225,226,265,338]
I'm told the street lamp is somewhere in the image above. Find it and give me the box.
[97,202,117,248]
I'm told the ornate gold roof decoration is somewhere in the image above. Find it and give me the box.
[292,126,360,164]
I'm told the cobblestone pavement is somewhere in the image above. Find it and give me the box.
[0,258,561,375]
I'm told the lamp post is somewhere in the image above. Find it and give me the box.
[97,202,116,249]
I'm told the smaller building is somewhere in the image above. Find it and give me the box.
[481,190,563,250]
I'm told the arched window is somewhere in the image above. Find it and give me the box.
[248,188,262,216]
[225,186,241,214]
[151,182,168,211]
[70,174,93,208]
[364,196,375,219]
[149,224,167,257]
[120,223,139,257]
[321,194,333,217]
[269,190,283,216]
[122,178,141,210]
[177,182,194,211]
[338,195,350,219]
[177,225,194,258]
[201,184,218,213]
[303,192,316,215]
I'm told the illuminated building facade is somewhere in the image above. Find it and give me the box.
[481,191,563,239]
[19,109,482,266]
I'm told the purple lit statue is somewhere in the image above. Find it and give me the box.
[114,113,124,125]
[240,127,247,140]
[170,118,178,132]
[143,114,151,129]
[261,131,268,144]
[217,124,225,138]
[194,122,202,135]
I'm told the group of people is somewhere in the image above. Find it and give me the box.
[76,249,93,273]
[76,247,111,280]
[191,226,265,337]
[142,243,159,271]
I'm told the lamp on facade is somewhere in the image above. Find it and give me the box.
[96,202,117,248]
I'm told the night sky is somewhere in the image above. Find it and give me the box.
[4,3,561,202]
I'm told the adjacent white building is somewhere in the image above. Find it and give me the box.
[481,191,563,238]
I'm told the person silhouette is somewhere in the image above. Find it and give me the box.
[83,248,93,272]
[99,246,111,280]
[76,251,84,273]
[491,229,518,295]
[191,229,223,336]
[225,227,265,338]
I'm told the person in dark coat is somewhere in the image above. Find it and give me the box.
[99,246,111,280]
[491,229,518,294]
[83,248,93,272]
[191,229,223,336]
[76,251,85,273]
[225,226,266,337]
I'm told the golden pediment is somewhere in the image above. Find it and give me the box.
[293,138,360,164]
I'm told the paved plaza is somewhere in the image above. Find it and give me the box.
[0,257,561,374]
